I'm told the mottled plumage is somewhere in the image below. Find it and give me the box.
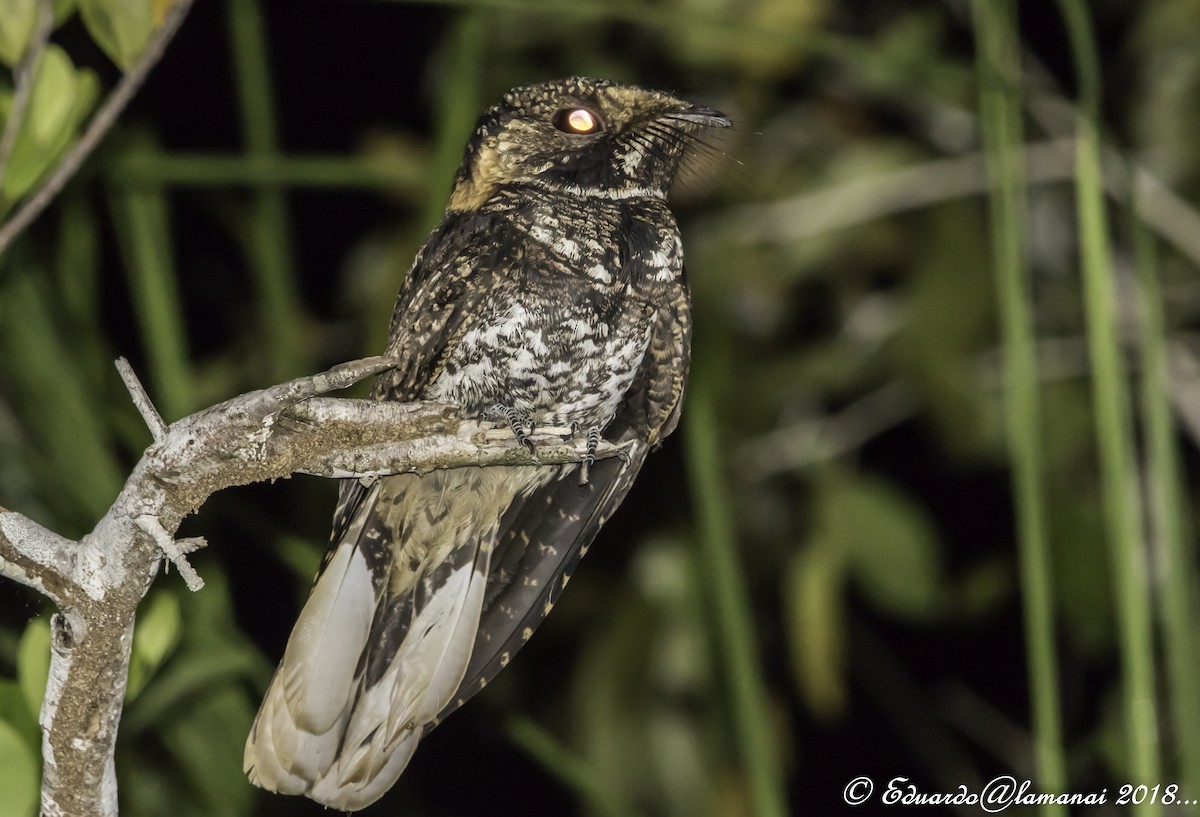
[244,77,729,811]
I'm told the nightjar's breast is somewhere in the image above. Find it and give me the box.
[425,192,684,430]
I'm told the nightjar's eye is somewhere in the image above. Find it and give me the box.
[552,107,603,135]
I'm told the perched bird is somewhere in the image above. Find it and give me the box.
[244,77,729,811]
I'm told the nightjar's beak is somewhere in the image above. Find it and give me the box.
[665,105,732,129]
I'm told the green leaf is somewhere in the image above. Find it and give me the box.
[783,541,847,719]
[0,681,39,750]
[123,644,265,736]
[69,66,100,123]
[274,533,323,590]
[79,0,153,69]
[135,592,181,668]
[126,591,182,700]
[662,0,827,76]
[159,687,257,817]
[27,47,75,145]
[955,557,1014,619]
[2,45,81,201]
[563,536,721,817]
[814,473,943,619]
[892,205,995,458]
[16,618,50,720]
[0,0,76,65]
[0,719,38,817]
[0,274,123,523]
[51,0,76,24]
[0,0,36,66]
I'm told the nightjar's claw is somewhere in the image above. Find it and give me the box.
[485,404,536,453]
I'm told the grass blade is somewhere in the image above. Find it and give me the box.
[108,169,193,420]
[109,151,430,194]
[684,372,788,817]
[508,717,649,817]
[969,1,1065,807]
[227,0,307,379]
[1054,0,1161,792]
[1130,179,1200,793]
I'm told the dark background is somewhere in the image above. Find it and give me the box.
[3,0,1200,815]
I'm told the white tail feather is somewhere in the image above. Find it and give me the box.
[246,491,499,811]
[281,543,377,732]
[244,489,380,799]
[332,539,493,790]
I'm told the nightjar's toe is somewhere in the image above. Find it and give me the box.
[484,404,537,452]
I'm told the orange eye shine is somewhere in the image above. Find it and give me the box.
[554,107,601,133]
[567,109,596,131]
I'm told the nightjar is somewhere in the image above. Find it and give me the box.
[244,77,729,811]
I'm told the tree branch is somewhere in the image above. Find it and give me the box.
[0,355,626,817]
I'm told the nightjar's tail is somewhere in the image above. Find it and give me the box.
[245,432,648,812]
[244,466,554,811]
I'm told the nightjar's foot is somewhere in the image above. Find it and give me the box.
[577,425,602,485]
[484,404,536,453]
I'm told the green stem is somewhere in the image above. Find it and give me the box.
[507,718,648,817]
[110,152,429,193]
[422,12,490,230]
[1130,180,1200,794]
[0,275,122,520]
[969,2,1065,809]
[108,172,193,420]
[1054,0,1160,794]
[227,0,307,379]
[391,0,973,102]
[684,374,787,817]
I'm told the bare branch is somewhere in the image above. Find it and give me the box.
[720,136,1200,273]
[116,358,168,441]
[0,356,621,817]
[134,515,203,591]
[0,510,82,607]
[719,139,1077,245]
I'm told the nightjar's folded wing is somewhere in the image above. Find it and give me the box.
[433,290,692,724]
[430,446,646,726]
[373,210,520,404]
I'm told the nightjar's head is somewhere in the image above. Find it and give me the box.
[447,77,730,210]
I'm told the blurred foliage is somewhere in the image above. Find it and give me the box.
[0,44,98,204]
[1,0,1200,815]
